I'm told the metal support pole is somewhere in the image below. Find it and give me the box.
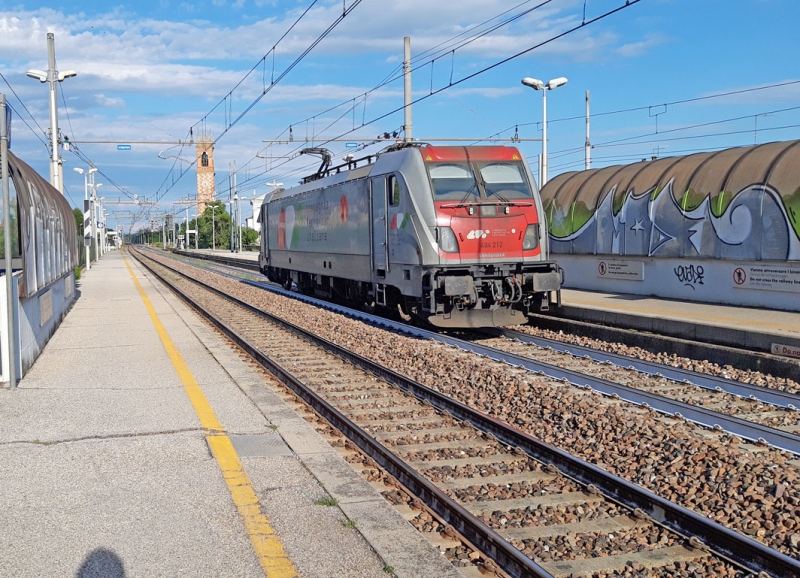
[90,172,97,264]
[403,37,413,142]
[233,165,239,253]
[98,204,103,257]
[46,34,61,192]
[1,94,17,387]
[83,172,90,268]
[541,87,548,187]
[585,90,591,170]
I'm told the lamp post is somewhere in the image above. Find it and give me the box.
[26,33,75,194]
[96,196,105,257]
[210,205,218,251]
[521,76,568,187]
[233,192,239,253]
[73,166,97,269]
[92,182,102,261]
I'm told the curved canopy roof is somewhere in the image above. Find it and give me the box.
[541,140,800,244]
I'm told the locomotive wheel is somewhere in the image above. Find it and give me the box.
[363,300,376,314]
[397,299,412,322]
[283,278,293,291]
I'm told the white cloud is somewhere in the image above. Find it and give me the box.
[615,33,668,58]
[1,0,665,207]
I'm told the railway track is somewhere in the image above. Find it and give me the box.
[168,249,800,455]
[133,247,800,578]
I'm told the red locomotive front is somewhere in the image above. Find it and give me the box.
[420,145,543,262]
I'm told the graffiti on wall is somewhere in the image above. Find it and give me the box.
[548,179,800,262]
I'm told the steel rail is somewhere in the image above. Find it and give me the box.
[438,334,800,456]
[134,248,800,578]
[498,327,800,410]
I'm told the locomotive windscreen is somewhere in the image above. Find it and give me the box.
[478,162,532,200]
[426,160,534,201]
[428,163,478,200]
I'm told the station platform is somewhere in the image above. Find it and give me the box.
[0,250,460,578]
[554,288,800,356]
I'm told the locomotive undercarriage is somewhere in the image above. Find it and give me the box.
[420,263,562,328]
[265,263,561,328]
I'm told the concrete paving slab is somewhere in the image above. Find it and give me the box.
[0,433,263,577]
[243,456,389,578]
[0,388,199,443]
[230,433,293,457]
[19,345,178,390]
[342,500,463,578]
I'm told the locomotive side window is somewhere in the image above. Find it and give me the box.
[478,162,532,199]
[427,163,478,200]
[388,175,400,206]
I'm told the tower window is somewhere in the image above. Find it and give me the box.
[201,151,209,167]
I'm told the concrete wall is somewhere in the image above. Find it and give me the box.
[17,271,76,375]
[558,255,800,312]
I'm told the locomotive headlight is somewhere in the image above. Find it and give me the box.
[438,227,459,253]
[522,224,540,250]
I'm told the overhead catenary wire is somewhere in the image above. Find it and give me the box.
[485,78,800,145]
[4,102,50,150]
[267,0,559,149]
[197,0,642,201]
[153,0,364,204]
[0,73,50,150]
[309,0,643,153]
[540,104,800,167]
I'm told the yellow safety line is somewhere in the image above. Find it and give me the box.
[565,297,800,333]
[124,255,297,578]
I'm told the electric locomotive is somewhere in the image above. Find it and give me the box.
[258,143,561,327]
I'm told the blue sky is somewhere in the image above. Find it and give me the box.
[1,0,799,232]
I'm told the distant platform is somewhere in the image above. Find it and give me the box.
[555,288,800,355]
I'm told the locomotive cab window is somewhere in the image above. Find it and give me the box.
[479,162,533,199]
[388,175,401,206]
[427,163,478,200]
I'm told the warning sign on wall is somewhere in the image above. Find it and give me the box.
[596,260,644,281]
[732,265,800,293]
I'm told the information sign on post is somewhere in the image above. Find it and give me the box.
[83,199,91,246]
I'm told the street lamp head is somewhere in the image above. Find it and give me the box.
[88,167,98,174]
[546,77,568,90]
[521,77,544,90]
[58,70,77,81]
[95,183,103,189]
[73,167,84,175]
[26,69,48,82]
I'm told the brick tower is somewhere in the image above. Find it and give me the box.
[196,135,215,214]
